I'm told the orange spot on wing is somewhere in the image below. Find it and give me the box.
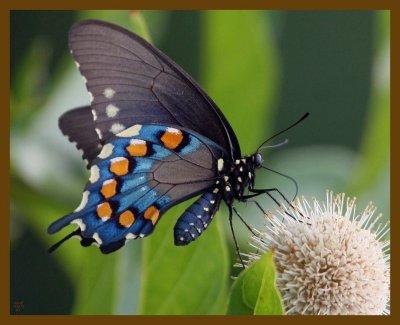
[144,206,160,225]
[126,141,147,157]
[101,179,117,198]
[119,210,135,228]
[97,202,112,220]
[110,157,129,176]
[161,128,183,150]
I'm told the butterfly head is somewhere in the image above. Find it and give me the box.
[253,153,264,169]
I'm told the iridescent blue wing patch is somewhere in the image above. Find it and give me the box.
[48,124,227,253]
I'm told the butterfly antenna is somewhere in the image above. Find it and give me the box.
[261,165,298,201]
[259,138,289,151]
[48,228,81,254]
[256,112,310,152]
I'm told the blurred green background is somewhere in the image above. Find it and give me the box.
[10,10,389,315]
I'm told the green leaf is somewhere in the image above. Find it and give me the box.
[79,10,132,29]
[228,251,283,315]
[112,244,142,314]
[11,38,52,130]
[11,175,84,280]
[129,11,153,43]
[347,11,389,196]
[129,12,230,314]
[139,203,229,315]
[72,251,117,314]
[201,11,278,153]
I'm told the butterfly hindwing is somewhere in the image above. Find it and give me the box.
[59,105,103,166]
[48,124,227,253]
[65,19,240,167]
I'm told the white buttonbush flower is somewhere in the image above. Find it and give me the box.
[244,191,390,315]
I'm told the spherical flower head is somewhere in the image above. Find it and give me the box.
[246,191,390,315]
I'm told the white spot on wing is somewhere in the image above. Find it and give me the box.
[98,143,114,159]
[75,61,80,68]
[103,88,115,99]
[82,76,87,83]
[91,109,97,121]
[117,124,142,137]
[71,218,86,231]
[110,156,126,163]
[130,139,146,145]
[103,179,115,186]
[88,91,94,103]
[166,127,180,134]
[110,123,125,134]
[217,158,224,171]
[89,165,100,183]
[126,233,138,240]
[95,128,102,139]
[93,232,102,245]
[106,104,119,117]
[74,191,89,212]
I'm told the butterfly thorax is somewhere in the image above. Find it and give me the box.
[215,154,262,205]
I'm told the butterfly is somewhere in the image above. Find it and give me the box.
[48,20,308,257]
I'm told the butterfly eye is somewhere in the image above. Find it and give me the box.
[254,153,263,168]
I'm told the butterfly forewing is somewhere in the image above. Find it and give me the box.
[63,19,240,167]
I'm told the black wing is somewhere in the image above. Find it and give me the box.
[59,105,101,164]
[62,19,240,166]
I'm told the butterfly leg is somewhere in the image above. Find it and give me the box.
[250,188,295,208]
[250,188,309,221]
[228,205,245,269]
[241,190,282,210]
[250,200,268,215]
[232,206,258,237]
[243,189,297,220]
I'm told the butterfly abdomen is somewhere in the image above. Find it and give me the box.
[174,192,222,246]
